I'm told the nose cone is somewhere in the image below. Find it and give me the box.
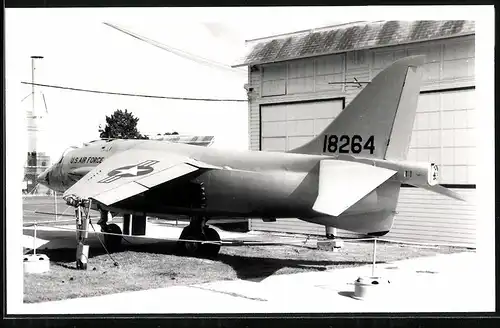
[37,167,50,187]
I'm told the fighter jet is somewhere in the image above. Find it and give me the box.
[37,56,465,260]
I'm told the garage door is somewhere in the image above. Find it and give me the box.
[407,88,476,185]
[388,87,476,248]
[260,99,344,152]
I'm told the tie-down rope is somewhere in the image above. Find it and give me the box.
[22,220,469,249]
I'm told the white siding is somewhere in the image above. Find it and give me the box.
[248,67,261,150]
[249,188,476,248]
[386,188,476,247]
[249,219,361,238]
[261,64,286,96]
[250,218,324,236]
[247,35,476,247]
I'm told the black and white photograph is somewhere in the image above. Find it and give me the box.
[4,5,495,315]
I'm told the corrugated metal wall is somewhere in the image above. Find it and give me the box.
[260,100,344,151]
[246,35,476,248]
[388,188,475,247]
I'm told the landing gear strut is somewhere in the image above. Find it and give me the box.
[177,216,221,258]
[68,197,91,270]
[75,206,89,270]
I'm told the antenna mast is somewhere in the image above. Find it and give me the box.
[31,56,44,118]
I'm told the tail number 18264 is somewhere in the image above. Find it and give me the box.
[322,135,375,154]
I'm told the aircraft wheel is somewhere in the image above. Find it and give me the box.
[183,233,205,257]
[201,227,221,258]
[102,223,123,252]
[76,259,87,270]
[176,225,201,256]
[178,224,192,241]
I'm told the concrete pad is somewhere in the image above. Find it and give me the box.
[19,251,492,314]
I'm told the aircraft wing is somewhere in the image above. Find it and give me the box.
[63,149,221,206]
[313,160,397,217]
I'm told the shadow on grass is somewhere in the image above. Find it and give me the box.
[215,254,383,282]
[37,241,386,281]
[338,291,356,299]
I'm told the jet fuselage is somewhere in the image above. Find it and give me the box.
[40,139,383,220]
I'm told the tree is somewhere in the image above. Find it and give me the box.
[99,109,149,139]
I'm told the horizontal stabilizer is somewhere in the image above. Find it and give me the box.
[412,183,467,202]
[312,160,397,217]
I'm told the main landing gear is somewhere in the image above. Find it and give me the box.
[177,182,221,258]
[97,210,123,253]
[177,216,221,258]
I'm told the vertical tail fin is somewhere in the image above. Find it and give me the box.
[290,55,425,160]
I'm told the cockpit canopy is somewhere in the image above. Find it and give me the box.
[83,138,116,147]
[56,139,116,164]
[57,146,79,164]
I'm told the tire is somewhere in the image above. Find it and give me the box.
[177,225,221,258]
[182,233,205,257]
[76,259,87,270]
[176,225,200,256]
[201,227,221,258]
[102,223,123,252]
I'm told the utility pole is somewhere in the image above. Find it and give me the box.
[28,56,44,194]
[30,56,44,119]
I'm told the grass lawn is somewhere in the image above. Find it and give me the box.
[23,237,470,303]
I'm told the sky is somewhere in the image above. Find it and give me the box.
[6,6,485,162]
[6,7,348,162]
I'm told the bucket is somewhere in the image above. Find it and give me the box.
[353,276,391,300]
[23,254,50,273]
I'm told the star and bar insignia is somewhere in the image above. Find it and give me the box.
[98,160,159,184]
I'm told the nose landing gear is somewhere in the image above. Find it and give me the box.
[68,197,91,270]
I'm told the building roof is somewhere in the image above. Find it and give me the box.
[233,20,475,67]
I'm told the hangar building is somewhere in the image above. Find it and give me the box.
[234,20,476,247]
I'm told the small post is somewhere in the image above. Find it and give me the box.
[372,238,377,277]
[33,222,37,256]
[325,226,336,239]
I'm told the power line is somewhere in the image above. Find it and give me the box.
[103,22,247,75]
[21,82,248,103]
